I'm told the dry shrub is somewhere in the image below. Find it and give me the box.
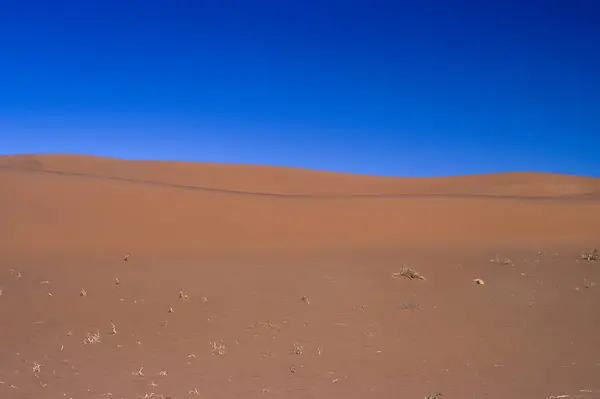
[392,266,426,281]
[581,249,599,261]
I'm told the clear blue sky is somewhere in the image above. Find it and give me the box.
[1,0,599,177]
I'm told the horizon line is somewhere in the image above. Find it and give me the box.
[2,152,599,180]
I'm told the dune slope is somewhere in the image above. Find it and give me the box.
[1,154,600,399]
[2,154,600,256]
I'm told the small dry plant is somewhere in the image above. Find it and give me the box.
[115,277,120,285]
[425,394,442,399]
[132,366,144,377]
[490,255,514,266]
[210,341,227,356]
[189,388,200,396]
[80,288,87,297]
[292,342,304,355]
[32,361,41,373]
[110,322,117,335]
[392,266,426,281]
[584,277,597,289]
[400,303,422,311]
[581,249,599,261]
[82,330,101,344]
[179,290,189,300]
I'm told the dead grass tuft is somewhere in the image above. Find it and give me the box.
[584,277,596,289]
[400,303,422,311]
[581,249,599,261]
[80,288,87,297]
[293,342,304,355]
[425,394,442,399]
[392,266,426,281]
[32,361,41,373]
[210,341,227,356]
[490,255,514,266]
[82,330,101,344]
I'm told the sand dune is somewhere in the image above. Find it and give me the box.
[1,154,599,399]
[3,153,600,197]
[1,154,600,256]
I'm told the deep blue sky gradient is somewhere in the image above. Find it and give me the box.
[1,0,599,176]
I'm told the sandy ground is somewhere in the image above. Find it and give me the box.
[1,154,599,399]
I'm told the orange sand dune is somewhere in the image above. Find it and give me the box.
[1,154,599,399]
[2,153,600,198]
[1,154,600,256]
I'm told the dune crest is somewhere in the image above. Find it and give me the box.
[1,154,600,256]
[1,154,599,198]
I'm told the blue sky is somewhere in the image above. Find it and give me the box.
[1,0,599,176]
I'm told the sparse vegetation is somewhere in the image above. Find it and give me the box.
[210,340,227,356]
[392,266,426,281]
[293,342,304,355]
[584,277,596,288]
[80,288,87,297]
[490,255,514,266]
[82,330,101,344]
[32,361,41,373]
[400,303,422,311]
[425,394,442,399]
[581,249,599,261]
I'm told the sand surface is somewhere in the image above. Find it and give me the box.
[1,154,599,398]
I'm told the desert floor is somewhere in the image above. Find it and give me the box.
[1,154,600,399]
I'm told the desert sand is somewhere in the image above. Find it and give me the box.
[1,154,599,399]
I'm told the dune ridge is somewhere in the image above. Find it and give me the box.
[2,154,600,198]
[2,154,600,256]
